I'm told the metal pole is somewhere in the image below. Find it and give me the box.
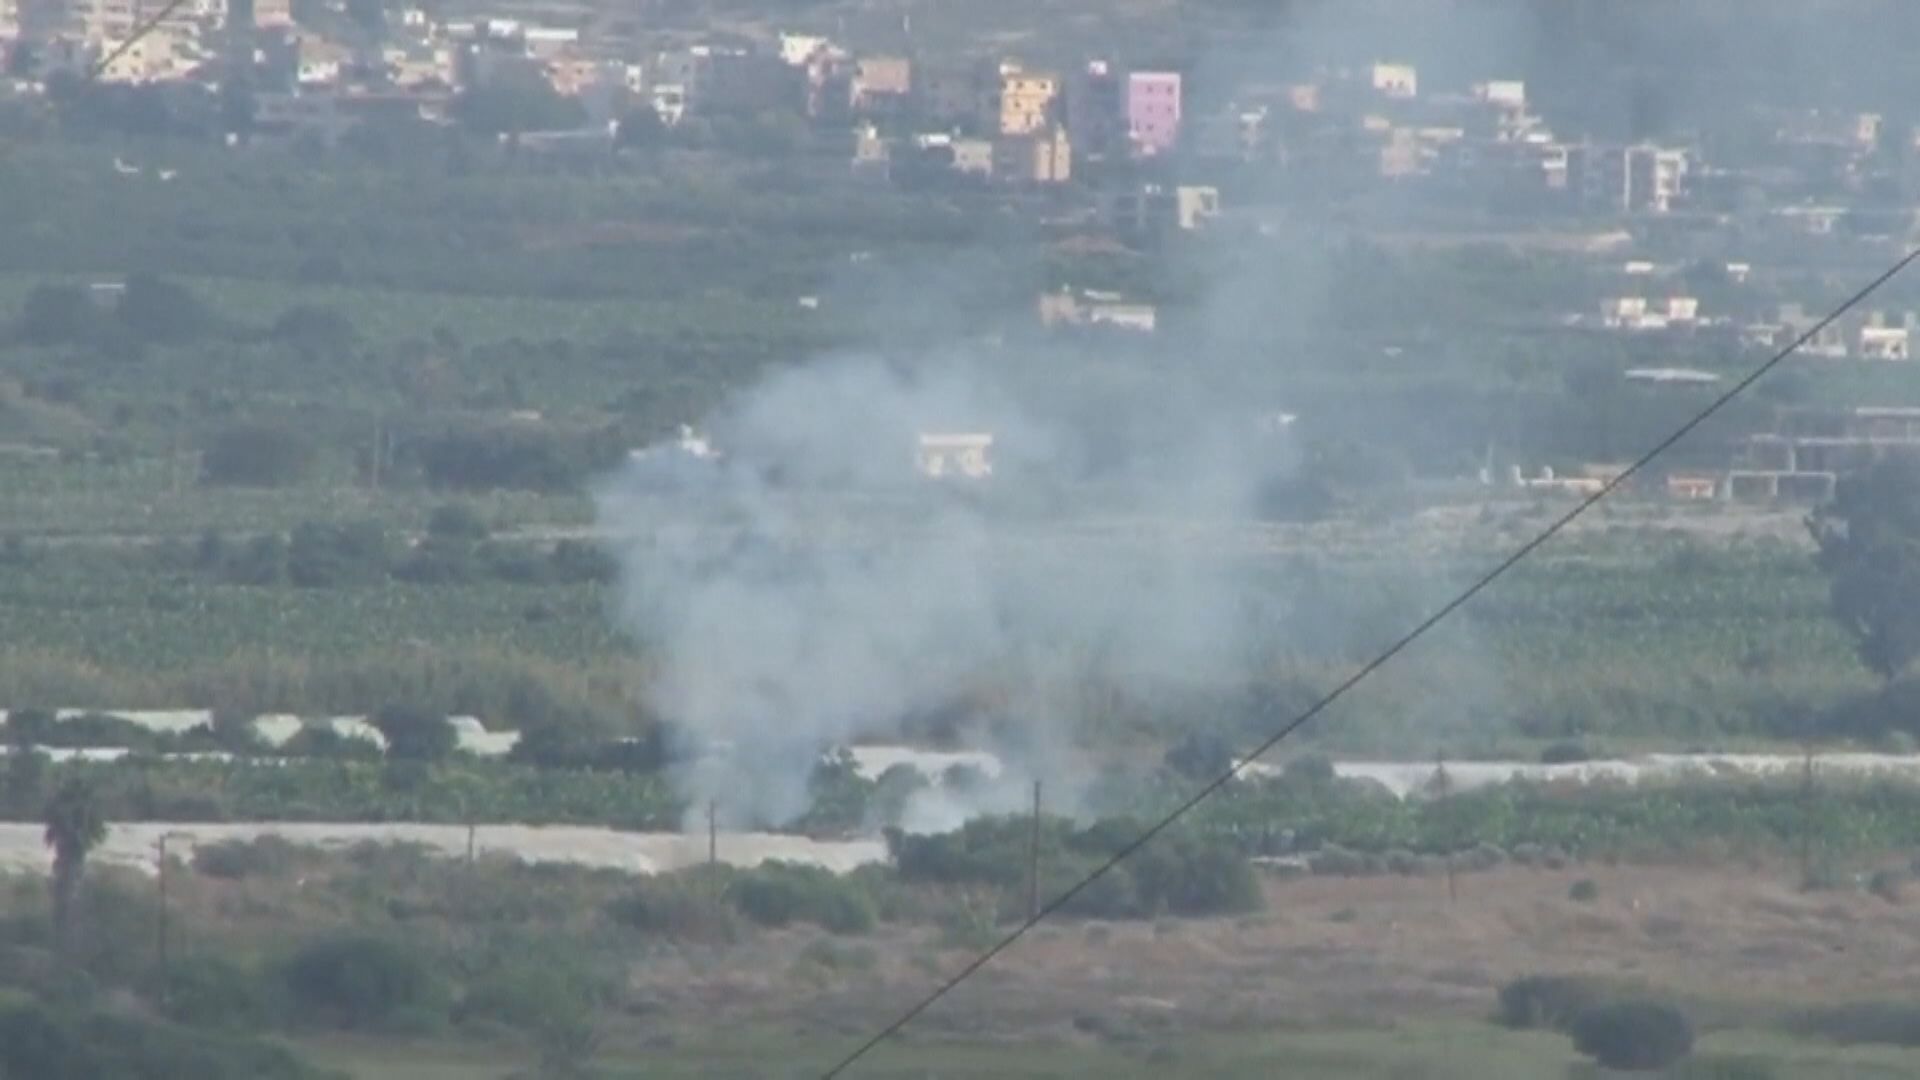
[1801,743,1816,886]
[1027,780,1042,922]
[707,799,717,871]
[156,834,169,1004]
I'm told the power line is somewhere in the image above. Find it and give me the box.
[821,247,1920,1078]
[89,0,193,81]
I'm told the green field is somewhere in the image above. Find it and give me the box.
[296,1023,1920,1079]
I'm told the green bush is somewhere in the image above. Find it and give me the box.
[607,873,735,941]
[1570,998,1693,1070]
[457,959,603,1035]
[0,999,326,1080]
[279,933,447,1033]
[201,424,315,489]
[161,953,279,1029]
[192,836,300,880]
[1540,740,1594,764]
[370,704,456,762]
[1568,878,1600,902]
[730,862,877,935]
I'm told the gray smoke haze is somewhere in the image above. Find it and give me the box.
[595,343,1298,830]
[592,0,1901,830]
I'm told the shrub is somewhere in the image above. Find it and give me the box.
[1496,974,1617,1032]
[201,424,314,488]
[280,725,382,761]
[160,953,278,1029]
[1163,731,1236,779]
[1869,867,1907,903]
[0,999,326,1080]
[288,520,391,587]
[1570,998,1693,1070]
[17,283,93,346]
[279,934,446,1033]
[117,274,214,342]
[371,705,456,762]
[1568,878,1600,902]
[192,836,300,880]
[608,873,736,941]
[1540,740,1594,764]
[730,862,877,935]
[457,960,602,1034]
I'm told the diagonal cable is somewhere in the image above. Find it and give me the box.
[89,0,193,80]
[822,247,1920,1078]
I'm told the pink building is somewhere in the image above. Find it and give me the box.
[1127,70,1182,156]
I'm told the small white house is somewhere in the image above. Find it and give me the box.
[916,434,993,480]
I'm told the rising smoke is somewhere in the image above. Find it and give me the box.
[589,0,1901,833]
[594,346,1298,831]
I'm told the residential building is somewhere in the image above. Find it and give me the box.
[1126,69,1181,156]
[1570,143,1689,214]
[851,122,889,180]
[997,63,1058,136]
[651,83,687,126]
[916,434,993,480]
[951,137,993,177]
[778,32,832,67]
[850,55,910,113]
[1103,184,1220,237]
[0,0,18,41]
[521,25,577,60]
[994,125,1070,184]
[1472,79,1525,109]
[253,0,289,29]
[1038,287,1157,332]
[1371,62,1416,99]
[1191,104,1267,162]
[97,23,184,82]
[1066,60,1125,162]
[296,35,350,87]
[1861,325,1911,361]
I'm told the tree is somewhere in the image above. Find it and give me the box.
[202,424,315,488]
[1570,999,1694,1070]
[1808,459,1920,680]
[16,284,93,346]
[371,705,457,762]
[116,274,214,343]
[614,106,667,150]
[451,79,586,136]
[43,779,106,955]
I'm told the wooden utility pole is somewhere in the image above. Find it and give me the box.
[1437,752,1457,903]
[1801,743,1816,887]
[1027,780,1042,922]
[707,799,718,871]
[155,834,172,1004]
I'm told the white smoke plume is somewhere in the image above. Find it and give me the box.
[595,349,1295,831]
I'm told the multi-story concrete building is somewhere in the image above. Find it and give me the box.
[997,63,1058,136]
[1569,143,1689,214]
[1066,60,1124,163]
[1126,69,1181,156]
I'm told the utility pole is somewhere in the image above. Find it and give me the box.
[1437,751,1457,904]
[1801,742,1816,887]
[707,799,718,870]
[1027,780,1042,922]
[155,833,175,1004]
